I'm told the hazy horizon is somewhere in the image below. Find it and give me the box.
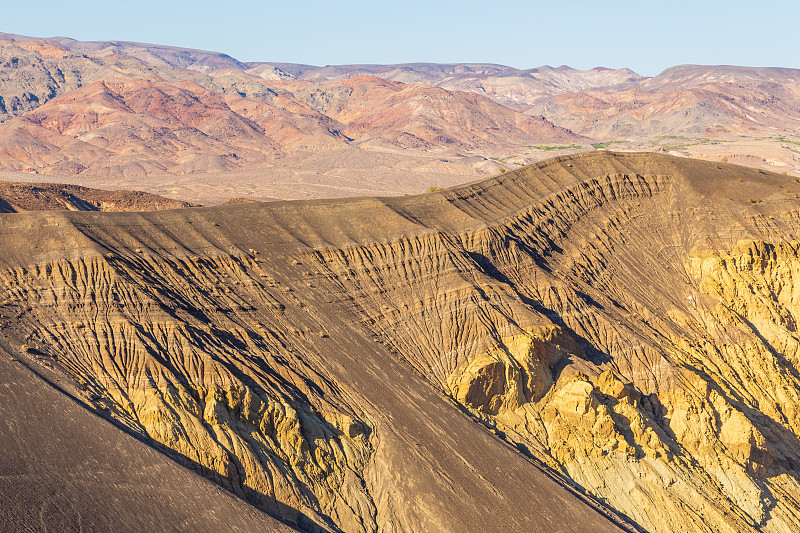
[6,29,787,78]
[3,0,797,76]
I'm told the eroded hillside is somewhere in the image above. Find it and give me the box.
[2,152,800,532]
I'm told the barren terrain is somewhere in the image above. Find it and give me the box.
[2,33,800,202]
[2,152,800,532]
[3,30,800,533]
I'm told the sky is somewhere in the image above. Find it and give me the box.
[3,0,797,75]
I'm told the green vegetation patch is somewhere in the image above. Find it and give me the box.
[653,136,711,151]
[530,144,583,151]
[591,140,626,149]
[776,136,800,147]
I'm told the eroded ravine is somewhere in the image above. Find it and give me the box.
[2,151,800,532]
[311,153,800,533]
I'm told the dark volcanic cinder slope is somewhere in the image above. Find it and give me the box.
[2,152,800,532]
[0,181,196,212]
[0,347,297,532]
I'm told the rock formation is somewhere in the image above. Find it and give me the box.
[2,151,800,532]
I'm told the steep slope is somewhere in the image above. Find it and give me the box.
[340,152,800,532]
[2,152,800,532]
[0,346,297,532]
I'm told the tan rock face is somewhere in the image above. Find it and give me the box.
[4,152,800,533]
[448,328,564,414]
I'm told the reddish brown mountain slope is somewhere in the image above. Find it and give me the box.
[4,34,800,194]
[0,37,585,179]
[294,75,583,150]
[525,66,800,138]
[0,79,335,176]
[533,81,800,138]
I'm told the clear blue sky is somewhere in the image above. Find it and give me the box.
[3,0,796,75]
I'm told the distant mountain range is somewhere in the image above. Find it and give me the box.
[0,32,799,188]
[0,34,581,178]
